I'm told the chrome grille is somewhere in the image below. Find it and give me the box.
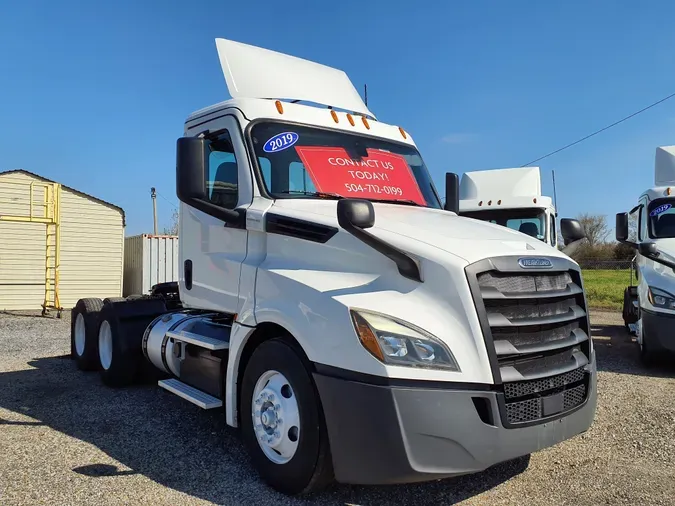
[466,256,592,427]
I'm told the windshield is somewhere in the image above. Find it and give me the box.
[249,122,443,208]
[648,199,675,238]
[461,208,547,242]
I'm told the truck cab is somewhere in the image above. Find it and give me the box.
[616,145,675,364]
[458,167,586,254]
[70,38,597,496]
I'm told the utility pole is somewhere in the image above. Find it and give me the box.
[151,187,158,235]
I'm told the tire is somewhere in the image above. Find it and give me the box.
[71,298,103,371]
[97,302,141,388]
[240,338,333,495]
[103,297,126,305]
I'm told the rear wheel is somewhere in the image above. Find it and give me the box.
[240,338,333,495]
[71,298,103,371]
[102,297,126,305]
[97,302,141,387]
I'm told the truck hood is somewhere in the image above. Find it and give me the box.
[271,200,568,264]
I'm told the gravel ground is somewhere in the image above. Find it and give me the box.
[1,309,674,506]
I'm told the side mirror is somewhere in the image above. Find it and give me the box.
[638,242,658,257]
[560,218,585,245]
[337,199,375,229]
[615,212,630,243]
[176,136,208,203]
[444,172,459,213]
[176,136,241,224]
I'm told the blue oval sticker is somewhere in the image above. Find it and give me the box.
[263,132,299,153]
[650,203,672,217]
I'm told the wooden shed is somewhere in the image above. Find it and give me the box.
[0,170,125,314]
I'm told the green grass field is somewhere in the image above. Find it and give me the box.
[580,269,632,310]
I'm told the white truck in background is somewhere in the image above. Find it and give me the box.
[458,167,587,255]
[69,38,597,495]
[616,145,675,365]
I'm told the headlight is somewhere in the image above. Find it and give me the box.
[350,309,460,371]
[647,286,675,309]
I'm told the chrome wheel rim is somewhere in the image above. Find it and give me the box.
[74,314,86,356]
[251,370,300,464]
[98,320,113,370]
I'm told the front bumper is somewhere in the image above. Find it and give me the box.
[313,356,597,486]
[642,308,675,352]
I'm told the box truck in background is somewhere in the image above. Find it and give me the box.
[458,167,586,255]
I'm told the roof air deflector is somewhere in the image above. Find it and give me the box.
[214,38,375,119]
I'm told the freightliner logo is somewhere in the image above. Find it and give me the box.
[518,257,553,269]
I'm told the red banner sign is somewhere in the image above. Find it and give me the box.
[294,146,426,205]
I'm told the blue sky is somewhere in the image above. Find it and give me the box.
[2,0,675,235]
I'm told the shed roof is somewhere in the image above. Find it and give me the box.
[0,169,126,225]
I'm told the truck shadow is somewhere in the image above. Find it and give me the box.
[0,356,529,506]
[591,322,675,379]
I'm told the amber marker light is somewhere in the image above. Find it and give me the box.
[275,100,284,114]
[350,311,384,361]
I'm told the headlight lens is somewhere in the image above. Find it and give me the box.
[350,309,460,371]
[647,286,675,309]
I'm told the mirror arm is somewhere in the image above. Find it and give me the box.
[184,197,242,224]
[645,252,675,270]
[618,238,638,249]
[338,219,422,282]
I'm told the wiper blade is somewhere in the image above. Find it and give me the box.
[369,198,423,207]
[276,190,344,200]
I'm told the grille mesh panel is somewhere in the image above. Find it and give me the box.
[487,297,578,321]
[506,397,542,424]
[504,379,588,424]
[492,321,580,348]
[504,367,585,399]
[478,271,573,294]
[563,384,587,410]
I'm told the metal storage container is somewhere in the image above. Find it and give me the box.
[123,234,179,296]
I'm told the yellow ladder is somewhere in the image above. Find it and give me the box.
[43,184,62,317]
[0,181,63,317]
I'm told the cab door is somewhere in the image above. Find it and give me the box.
[179,114,254,314]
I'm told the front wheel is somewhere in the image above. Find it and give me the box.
[240,338,333,495]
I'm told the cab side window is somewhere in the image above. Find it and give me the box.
[207,132,239,210]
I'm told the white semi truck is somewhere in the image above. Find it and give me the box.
[70,38,597,495]
[458,166,587,255]
[616,145,675,365]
